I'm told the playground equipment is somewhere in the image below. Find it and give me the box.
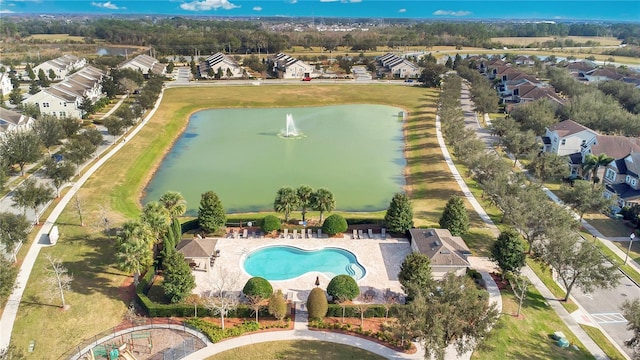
[128,332,152,354]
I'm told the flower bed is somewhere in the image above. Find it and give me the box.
[309,317,416,353]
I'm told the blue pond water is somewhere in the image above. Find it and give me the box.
[243,245,366,281]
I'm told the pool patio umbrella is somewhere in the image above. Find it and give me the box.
[315,276,320,287]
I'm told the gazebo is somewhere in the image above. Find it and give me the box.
[176,237,218,272]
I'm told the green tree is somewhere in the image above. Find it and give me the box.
[439,196,469,236]
[562,180,614,219]
[28,81,40,95]
[0,257,18,304]
[621,298,640,358]
[384,193,414,234]
[296,185,313,222]
[261,214,281,233]
[48,69,56,82]
[534,230,621,302]
[159,191,187,220]
[115,235,153,285]
[12,178,54,225]
[198,191,226,233]
[78,95,95,118]
[418,62,446,87]
[37,68,50,87]
[510,99,559,136]
[327,274,359,302]
[25,63,35,81]
[8,88,21,105]
[527,152,569,182]
[268,289,288,321]
[242,277,273,299]
[311,188,335,223]
[399,273,499,360]
[103,116,124,142]
[43,158,75,197]
[0,130,41,176]
[63,137,96,174]
[274,187,299,223]
[162,249,196,303]
[59,117,82,138]
[306,287,329,321]
[502,129,540,166]
[117,220,154,248]
[322,214,348,236]
[140,201,170,249]
[81,127,104,147]
[398,252,434,300]
[0,212,30,255]
[33,115,63,155]
[491,228,526,278]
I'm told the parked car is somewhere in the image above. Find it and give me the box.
[302,77,312,81]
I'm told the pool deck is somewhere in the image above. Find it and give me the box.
[192,235,412,303]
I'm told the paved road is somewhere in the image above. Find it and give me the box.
[459,83,634,358]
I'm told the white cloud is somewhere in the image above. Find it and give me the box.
[398,8,406,13]
[253,6,262,11]
[180,0,239,11]
[91,1,123,10]
[0,9,14,13]
[433,10,471,16]
[287,0,297,3]
[319,0,339,2]
[348,0,362,2]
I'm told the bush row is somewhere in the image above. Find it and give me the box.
[309,320,412,351]
[185,318,260,343]
[326,304,403,318]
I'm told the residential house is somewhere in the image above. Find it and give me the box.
[31,54,86,81]
[604,153,640,210]
[584,68,625,83]
[377,53,420,79]
[0,107,35,138]
[513,56,535,66]
[199,52,244,79]
[542,120,598,174]
[0,71,12,97]
[23,66,106,119]
[408,228,471,279]
[119,54,167,76]
[270,53,315,79]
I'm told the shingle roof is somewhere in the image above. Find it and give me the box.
[624,153,640,178]
[408,228,471,267]
[176,238,217,259]
[607,183,640,202]
[548,120,593,137]
[592,135,640,160]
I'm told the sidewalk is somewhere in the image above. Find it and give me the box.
[436,85,610,359]
[0,92,159,351]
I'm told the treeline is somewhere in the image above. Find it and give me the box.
[2,18,639,56]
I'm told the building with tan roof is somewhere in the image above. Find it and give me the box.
[31,54,86,81]
[0,108,35,138]
[119,54,166,76]
[408,228,471,279]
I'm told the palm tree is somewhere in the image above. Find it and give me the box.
[118,220,155,248]
[141,202,170,254]
[273,187,299,223]
[159,191,187,220]
[116,238,153,285]
[296,185,313,222]
[582,153,614,184]
[311,188,336,223]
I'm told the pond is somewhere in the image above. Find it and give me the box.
[143,104,406,214]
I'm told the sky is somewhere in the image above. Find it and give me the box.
[0,0,638,22]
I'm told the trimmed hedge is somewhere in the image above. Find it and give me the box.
[326,304,403,318]
[261,215,281,233]
[181,218,199,234]
[322,214,348,236]
[242,277,273,299]
[185,318,260,343]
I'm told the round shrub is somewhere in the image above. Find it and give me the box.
[321,214,348,236]
[262,215,281,233]
[327,274,359,302]
[242,277,273,299]
[306,287,328,321]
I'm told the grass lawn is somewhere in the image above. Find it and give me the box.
[26,34,85,42]
[579,325,627,360]
[583,213,634,238]
[526,260,579,313]
[490,36,621,46]
[473,289,593,360]
[206,340,387,360]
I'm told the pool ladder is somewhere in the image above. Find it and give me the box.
[345,264,356,277]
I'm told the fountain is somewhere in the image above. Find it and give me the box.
[284,113,299,137]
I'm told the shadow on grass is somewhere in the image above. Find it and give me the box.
[461,230,495,257]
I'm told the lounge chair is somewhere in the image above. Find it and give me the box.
[358,229,364,239]
[284,228,289,239]
[317,229,322,238]
[308,229,312,238]
[293,229,298,239]
[381,228,386,239]
[234,230,239,239]
[301,230,306,239]
[368,229,373,239]
[243,229,248,238]
[353,229,358,239]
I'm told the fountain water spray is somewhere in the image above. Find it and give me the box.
[285,113,299,137]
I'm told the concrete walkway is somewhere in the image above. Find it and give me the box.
[0,92,162,351]
[432,84,610,359]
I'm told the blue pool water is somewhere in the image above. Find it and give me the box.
[243,246,366,281]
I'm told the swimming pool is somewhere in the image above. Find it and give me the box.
[242,245,366,281]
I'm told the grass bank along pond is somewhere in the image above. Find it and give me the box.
[143,104,406,214]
